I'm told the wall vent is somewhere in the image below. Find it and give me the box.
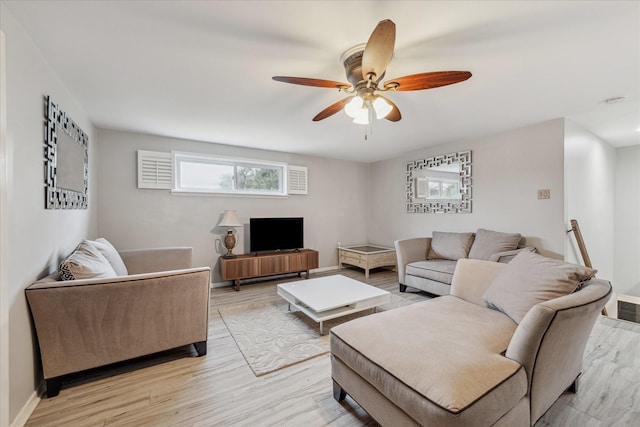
[288,165,308,195]
[137,150,172,189]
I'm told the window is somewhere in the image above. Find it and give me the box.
[173,152,287,196]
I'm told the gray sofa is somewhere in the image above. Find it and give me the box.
[395,228,529,296]
[330,252,612,426]
[26,239,211,397]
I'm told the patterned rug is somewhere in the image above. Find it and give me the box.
[219,294,414,376]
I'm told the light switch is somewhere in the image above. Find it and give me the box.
[538,189,550,199]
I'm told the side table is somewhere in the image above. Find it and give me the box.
[338,245,397,279]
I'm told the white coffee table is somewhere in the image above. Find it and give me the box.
[276,274,391,334]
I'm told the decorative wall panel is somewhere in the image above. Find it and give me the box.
[44,95,88,209]
[406,150,472,213]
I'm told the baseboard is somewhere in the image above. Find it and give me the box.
[211,281,231,289]
[10,389,40,427]
[314,265,339,273]
[210,265,339,289]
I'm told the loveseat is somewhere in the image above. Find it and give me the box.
[330,251,612,426]
[395,228,529,296]
[26,239,211,397]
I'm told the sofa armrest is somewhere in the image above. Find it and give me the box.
[505,278,611,422]
[450,259,506,306]
[119,247,193,274]
[488,246,535,263]
[394,238,431,284]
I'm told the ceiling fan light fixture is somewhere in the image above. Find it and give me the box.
[372,96,392,119]
[344,96,364,119]
[353,114,370,125]
[353,105,370,124]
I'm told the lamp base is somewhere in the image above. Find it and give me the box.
[222,253,237,259]
[223,230,238,258]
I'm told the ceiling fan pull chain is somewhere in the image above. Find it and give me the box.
[365,105,373,141]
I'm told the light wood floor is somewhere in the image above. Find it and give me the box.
[25,268,640,426]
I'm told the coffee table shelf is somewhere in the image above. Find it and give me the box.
[277,275,391,334]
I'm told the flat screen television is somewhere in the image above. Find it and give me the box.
[249,217,304,253]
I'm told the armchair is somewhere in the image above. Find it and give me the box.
[26,242,211,397]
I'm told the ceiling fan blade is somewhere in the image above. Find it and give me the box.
[273,76,351,89]
[361,19,396,82]
[379,95,402,122]
[383,71,472,91]
[313,96,354,121]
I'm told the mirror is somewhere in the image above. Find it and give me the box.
[406,150,472,213]
[44,96,89,209]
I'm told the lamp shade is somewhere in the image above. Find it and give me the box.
[353,113,370,125]
[344,96,364,118]
[219,210,242,227]
[373,96,392,119]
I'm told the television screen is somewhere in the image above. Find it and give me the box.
[249,217,304,253]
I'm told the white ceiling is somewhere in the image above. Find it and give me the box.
[5,0,639,163]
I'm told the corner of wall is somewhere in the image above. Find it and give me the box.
[563,119,616,281]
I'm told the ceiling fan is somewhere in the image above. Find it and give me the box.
[273,19,472,125]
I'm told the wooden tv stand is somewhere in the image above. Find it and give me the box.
[219,249,319,291]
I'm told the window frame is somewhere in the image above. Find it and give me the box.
[172,151,288,196]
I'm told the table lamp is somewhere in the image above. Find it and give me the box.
[219,210,242,258]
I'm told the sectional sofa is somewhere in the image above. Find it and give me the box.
[330,251,612,426]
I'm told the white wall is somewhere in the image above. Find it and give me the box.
[1,4,98,424]
[564,120,616,282]
[96,129,370,283]
[368,119,566,257]
[615,145,640,295]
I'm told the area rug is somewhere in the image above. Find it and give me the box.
[219,294,415,376]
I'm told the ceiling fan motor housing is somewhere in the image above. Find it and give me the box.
[341,44,385,98]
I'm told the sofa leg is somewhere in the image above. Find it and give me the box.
[399,284,407,292]
[333,380,347,402]
[46,377,62,398]
[194,340,207,356]
[568,374,580,393]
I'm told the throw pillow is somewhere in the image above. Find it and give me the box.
[59,240,118,280]
[468,228,522,260]
[92,237,128,276]
[427,232,475,260]
[482,250,597,323]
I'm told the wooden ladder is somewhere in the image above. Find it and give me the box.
[568,219,608,316]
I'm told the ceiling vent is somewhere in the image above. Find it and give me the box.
[601,96,626,104]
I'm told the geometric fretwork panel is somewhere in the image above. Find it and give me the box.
[406,150,472,213]
[44,95,89,209]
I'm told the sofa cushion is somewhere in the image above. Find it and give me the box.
[92,238,128,276]
[482,250,598,323]
[406,260,457,285]
[331,296,526,426]
[468,228,521,261]
[59,240,118,281]
[427,232,475,260]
